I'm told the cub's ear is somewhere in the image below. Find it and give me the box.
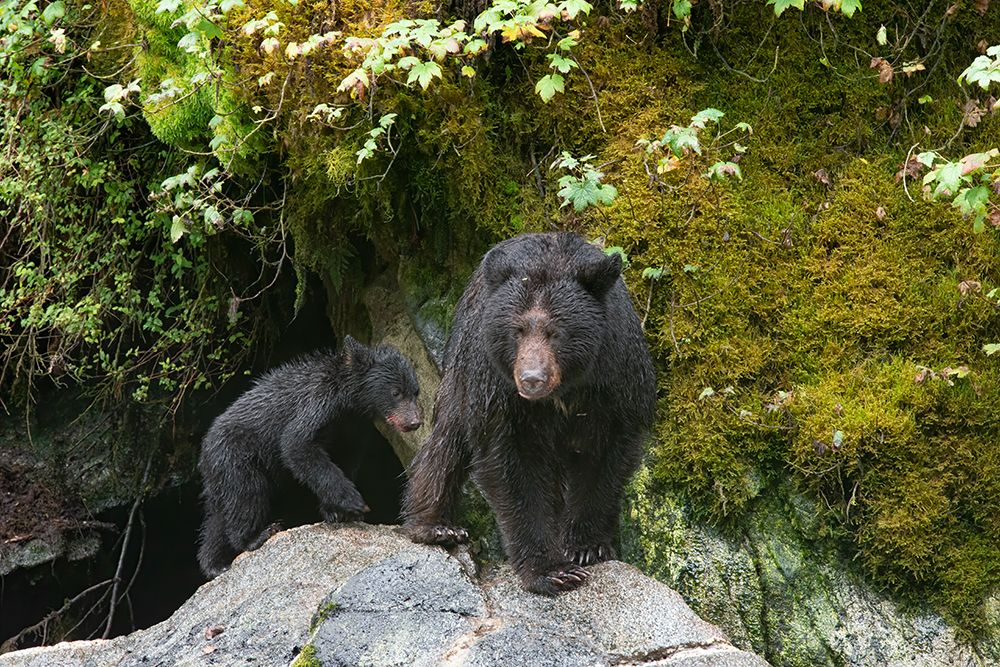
[343,335,372,367]
[576,251,622,297]
[482,247,515,289]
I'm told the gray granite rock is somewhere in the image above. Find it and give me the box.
[0,524,770,667]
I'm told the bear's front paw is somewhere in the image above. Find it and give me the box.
[566,542,616,566]
[402,523,469,546]
[320,499,369,524]
[524,563,590,595]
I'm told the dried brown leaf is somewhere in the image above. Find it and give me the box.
[963,99,986,128]
[895,158,922,182]
[958,280,982,296]
[870,57,894,84]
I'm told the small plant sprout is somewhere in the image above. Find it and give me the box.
[356,113,398,165]
[99,79,142,119]
[550,152,618,212]
[635,108,751,185]
[913,149,1000,233]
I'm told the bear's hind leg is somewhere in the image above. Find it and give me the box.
[197,504,234,579]
[219,465,273,557]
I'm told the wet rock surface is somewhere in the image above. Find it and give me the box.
[0,523,770,667]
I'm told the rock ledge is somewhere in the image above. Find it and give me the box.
[0,524,770,667]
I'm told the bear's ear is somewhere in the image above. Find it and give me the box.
[483,248,515,289]
[343,335,372,367]
[576,251,621,297]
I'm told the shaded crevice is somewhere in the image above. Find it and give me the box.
[742,525,774,665]
[610,640,747,665]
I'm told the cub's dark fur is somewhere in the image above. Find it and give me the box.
[197,336,421,578]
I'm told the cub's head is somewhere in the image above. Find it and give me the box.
[343,336,423,432]
[480,234,621,401]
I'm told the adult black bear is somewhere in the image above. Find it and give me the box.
[197,336,422,578]
[403,232,656,595]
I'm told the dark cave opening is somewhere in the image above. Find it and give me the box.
[1,422,406,652]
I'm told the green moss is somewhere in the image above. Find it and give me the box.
[557,2,1000,636]
[291,643,321,667]
[309,602,339,632]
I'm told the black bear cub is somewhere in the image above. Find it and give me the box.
[197,336,422,578]
[403,232,656,595]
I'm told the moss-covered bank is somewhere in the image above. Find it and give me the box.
[207,0,1000,637]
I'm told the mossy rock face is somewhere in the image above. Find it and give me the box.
[206,0,1000,647]
[622,468,1000,666]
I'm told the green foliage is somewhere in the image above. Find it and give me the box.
[767,0,805,15]
[551,152,617,211]
[535,73,565,103]
[115,0,269,171]
[635,109,751,184]
[959,45,1000,90]
[767,0,861,16]
[916,149,1000,233]
[0,0,271,410]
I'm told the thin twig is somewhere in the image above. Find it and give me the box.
[902,142,919,202]
[2,580,112,651]
[668,289,680,354]
[102,456,152,639]
[571,54,606,134]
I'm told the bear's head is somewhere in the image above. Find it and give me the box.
[481,234,621,401]
[344,335,423,432]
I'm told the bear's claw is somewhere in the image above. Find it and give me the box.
[528,563,590,594]
[567,543,616,566]
[403,523,469,546]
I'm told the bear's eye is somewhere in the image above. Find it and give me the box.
[391,388,402,400]
[514,323,527,337]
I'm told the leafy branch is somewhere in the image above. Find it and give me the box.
[914,149,1000,233]
[550,152,618,212]
[635,108,752,189]
[767,0,862,17]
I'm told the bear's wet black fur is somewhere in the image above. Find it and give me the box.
[404,232,655,595]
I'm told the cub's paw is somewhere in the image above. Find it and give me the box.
[524,564,590,595]
[402,523,469,546]
[202,564,229,580]
[320,500,369,524]
[566,543,616,566]
[246,522,284,551]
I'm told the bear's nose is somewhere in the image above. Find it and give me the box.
[518,370,548,397]
[403,416,423,432]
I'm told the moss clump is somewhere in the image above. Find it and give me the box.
[291,643,321,667]
[309,601,339,632]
